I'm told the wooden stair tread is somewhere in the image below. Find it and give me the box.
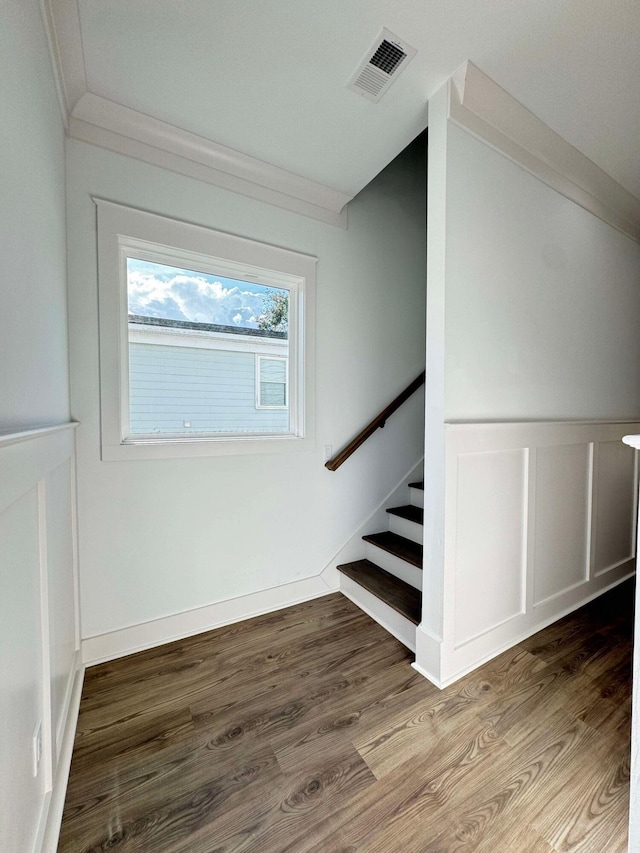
[337,559,421,625]
[362,531,422,568]
[386,505,424,525]
[408,480,424,490]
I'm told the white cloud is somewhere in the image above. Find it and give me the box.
[127,270,266,327]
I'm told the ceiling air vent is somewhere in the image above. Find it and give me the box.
[348,29,417,103]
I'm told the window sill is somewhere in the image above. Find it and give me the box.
[101,433,315,461]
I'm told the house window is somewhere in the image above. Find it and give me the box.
[257,356,288,409]
[96,200,316,460]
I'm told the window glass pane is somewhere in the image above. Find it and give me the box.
[259,358,287,407]
[127,257,289,435]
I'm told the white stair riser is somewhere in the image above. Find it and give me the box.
[364,543,422,590]
[388,514,423,544]
[409,486,424,509]
[340,576,417,652]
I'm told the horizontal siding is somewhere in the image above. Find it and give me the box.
[129,343,289,434]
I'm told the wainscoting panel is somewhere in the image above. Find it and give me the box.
[46,460,78,759]
[454,448,526,647]
[532,443,591,607]
[0,486,43,853]
[0,425,82,853]
[428,421,640,687]
[593,440,637,576]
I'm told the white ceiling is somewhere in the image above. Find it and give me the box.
[52,0,640,201]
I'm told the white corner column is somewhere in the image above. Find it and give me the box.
[622,433,640,852]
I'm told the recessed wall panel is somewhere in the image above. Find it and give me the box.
[594,441,636,575]
[533,443,590,606]
[0,489,42,853]
[454,449,526,647]
[47,461,76,753]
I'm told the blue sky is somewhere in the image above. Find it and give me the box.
[127,257,285,328]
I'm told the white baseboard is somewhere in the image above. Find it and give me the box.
[37,655,84,853]
[340,580,416,653]
[411,660,445,689]
[413,572,635,691]
[81,575,337,666]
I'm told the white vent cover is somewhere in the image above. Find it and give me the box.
[347,29,417,103]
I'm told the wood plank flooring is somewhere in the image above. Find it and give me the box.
[59,581,634,852]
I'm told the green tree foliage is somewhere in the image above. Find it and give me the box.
[257,290,288,333]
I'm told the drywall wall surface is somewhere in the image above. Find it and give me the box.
[66,134,426,640]
[0,0,69,431]
[444,122,640,421]
[0,4,77,851]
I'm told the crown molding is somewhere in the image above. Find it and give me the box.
[42,0,87,119]
[69,93,350,226]
[41,0,351,227]
[449,62,640,244]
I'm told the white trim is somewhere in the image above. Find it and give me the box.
[38,0,70,131]
[38,658,84,853]
[70,95,350,227]
[256,355,288,410]
[411,660,444,690]
[413,623,444,687]
[129,325,287,357]
[0,425,82,853]
[0,426,78,515]
[415,419,639,688]
[96,200,316,459]
[0,422,78,450]
[69,451,82,654]
[387,513,423,545]
[364,542,422,590]
[72,94,351,213]
[417,573,635,690]
[81,576,335,666]
[41,0,87,117]
[39,4,351,226]
[37,480,54,793]
[340,580,416,653]
[320,458,424,589]
[449,62,640,244]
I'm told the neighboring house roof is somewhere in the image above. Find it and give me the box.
[128,314,287,340]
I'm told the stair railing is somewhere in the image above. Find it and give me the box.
[325,370,425,471]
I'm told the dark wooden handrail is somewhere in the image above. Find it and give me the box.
[325,370,425,471]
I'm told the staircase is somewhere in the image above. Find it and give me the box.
[337,480,423,652]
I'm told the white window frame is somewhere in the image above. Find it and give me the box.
[256,355,288,410]
[96,199,316,460]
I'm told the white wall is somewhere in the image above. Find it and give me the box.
[66,134,426,651]
[418,75,640,687]
[444,122,640,422]
[0,0,69,431]
[0,2,79,851]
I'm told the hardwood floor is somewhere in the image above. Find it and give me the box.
[59,582,634,852]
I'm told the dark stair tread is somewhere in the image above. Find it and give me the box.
[408,480,424,490]
[362,531,422,568]
[337,559,421,625]
[386,505,424,525]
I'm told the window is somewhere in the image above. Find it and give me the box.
[256,356,288,409]
[96,200,316,460]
